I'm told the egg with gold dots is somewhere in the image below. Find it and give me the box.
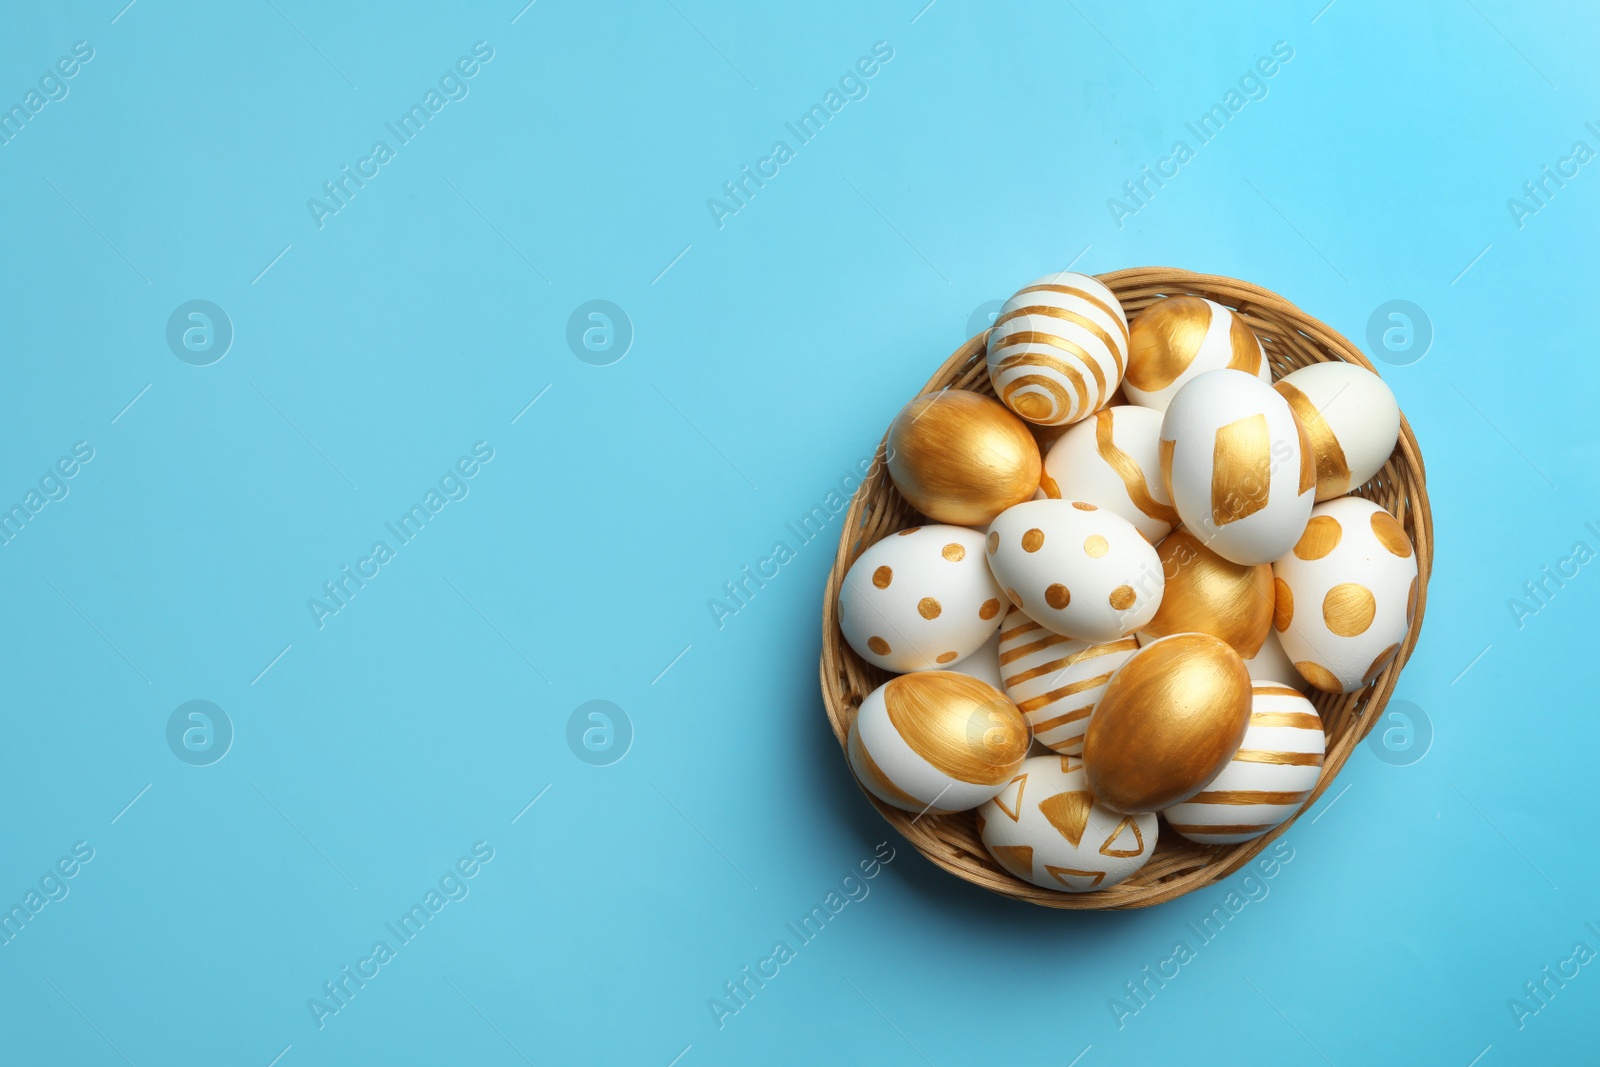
[847,672,1031,814]
[977,754,1158,892]
[1124,295,1268,412]
[1271,496,1417,694]
[985,498,1164,643]
[985,272,1130,427]
[837,525,1004,673]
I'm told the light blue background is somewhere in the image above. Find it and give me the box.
[0,0,1595,1063]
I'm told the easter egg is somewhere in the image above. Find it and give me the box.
[985,272,1130,427]
[846,672,1031,814]
[838,525,1004,673]
[1038,405,1178,542]
[1159,369,1315,566]
[1272,496,1418,693]
[1164,682,1326,844]
[946,626,1004,690]
[1124,296,1268,411]
[1242,629,1309,692]
[977,754,1157,892]
[997,603,1138,756]
[1142,527,1274,657]
[985,498,1163,643]
[1274,362,1402,501]
[887,390,1041,526]
[1082,633,1253,813]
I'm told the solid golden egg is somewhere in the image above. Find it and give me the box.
[1142,528,1275,657]
[887,390,1041,526]
[1081,633,1253,813]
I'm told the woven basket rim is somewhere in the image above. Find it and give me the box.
[819,266,1432,909]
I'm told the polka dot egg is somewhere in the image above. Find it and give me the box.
[985,498,1163,643]
[997,603,1137,756]
[977,754,1158,892]
[985,271,1130,427]
[837,525,1004,672]
[1271,496,1418,693]
[1164,682,1325,844]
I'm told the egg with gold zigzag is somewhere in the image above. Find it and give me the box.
[1039,405,1178,543]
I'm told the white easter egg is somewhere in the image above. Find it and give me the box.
[1159,369,1315,566]
[1242,629,1310,693]
[977,754,1158,892]
[985,499,1164,643]
[1164,682,1325,845]
[1124,296,1269,411]
[986,272,1129,427]
[946,627,1004,690]
[997,603,1137,755]
[1039,405,1177,542]
[838,525,1004,672]
[1274,362,1401,501]
[846,672,1031,814]
[1271,496,1418,693]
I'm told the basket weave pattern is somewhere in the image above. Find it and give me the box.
[819,267,1432,909]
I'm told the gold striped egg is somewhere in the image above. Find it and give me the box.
[1039,405,1178,542]
[985,272,1130,427]
[985,498,1164,643]
[1164,682,1325,844]
[1272,496,1417,693]
[1274,362,1401,502]
[997,603,1137,755]
[847,672,1030,814]
[1142,527,1274,657]
[1159,368,1315,566]
[838,525,1004,673]
[887,390,1041,526]
[1125,296,1268,411]
[977,754,1157,892]
[1082,633,1253,813]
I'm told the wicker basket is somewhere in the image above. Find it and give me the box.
[819,266,1431,909]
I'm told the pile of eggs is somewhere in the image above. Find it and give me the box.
[837,272,1415,894]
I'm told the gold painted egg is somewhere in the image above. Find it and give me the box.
[997,603,1137,756]
[1164,682,1325,844]
[846,671,1031,814]
[977,754,1157,892]
[985,272,1130,427]
[1142,527,1275,657]
[1124,295,1268,411]
[1271,496,1417,693]
[887,390,1041,526]
[1081,633,1253,813]
[1159,368,1315,566]
[1274,362,1402,502]
[837,525,1003,673]
[1038,405,1178,542]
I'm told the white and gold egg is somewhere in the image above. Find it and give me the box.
[1039,405,1177,543]
[1271,496,1417,694]
[847,672,1031,814]
[838,525,1004,673]
[1160,368,1315,566]
[1124,296,1269,411]
[978,754,1157,892]
[997,603,1137,756]
[985,271,1129,427]
[985,499,1163,643]
[1274,362,1402,501]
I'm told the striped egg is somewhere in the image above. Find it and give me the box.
[985,271,1130,427]
[1124,296,1269,412]
[1272,496,1418,694]
[1159,369,1315,566]
[1164,683,1325,844]
[1039,405,1177,543]
[838,525,1004,673]
[997,604,1137,755]
[847,672,1031,814]
[978,754,1158,892]
[1274,362,1401,502]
